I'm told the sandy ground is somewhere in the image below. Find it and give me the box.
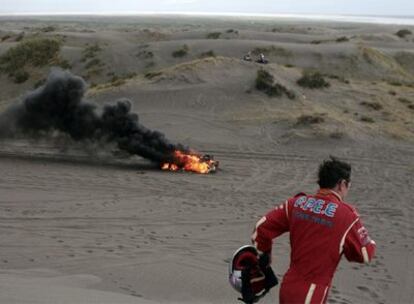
[0,16,413,303]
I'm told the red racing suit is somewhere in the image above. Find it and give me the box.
[252,189,376,304]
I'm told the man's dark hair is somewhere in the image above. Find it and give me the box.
[318,156,351,189]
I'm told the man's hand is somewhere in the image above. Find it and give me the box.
[258,252,271,270]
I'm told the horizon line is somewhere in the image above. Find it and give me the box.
[0,11,413,25]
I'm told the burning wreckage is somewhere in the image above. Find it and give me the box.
[161,151,218,174]
[0,70,219,174]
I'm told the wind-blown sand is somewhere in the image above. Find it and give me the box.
[0,15,413,303]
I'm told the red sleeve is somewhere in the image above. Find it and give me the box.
[251,201,290,253]
[343,217,376,264]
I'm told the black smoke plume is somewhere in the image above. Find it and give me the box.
[0,69,186,163]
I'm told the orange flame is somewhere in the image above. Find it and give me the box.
[161,150,218,174]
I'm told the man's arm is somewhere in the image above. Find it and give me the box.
[342,217,376,264]
[251,201,290,254]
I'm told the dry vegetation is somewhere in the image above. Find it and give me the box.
[206,32,221,39]
[81,43,102,62]
[0,17,412,143]
[360,115,375,123]
[199,50,216,58]
[92,72,137,90]
[398,97,414,110]
[336,36,350,42]
[137,50,154,59]
[145,71,163,79]
[360,101,383,111]
[255,69,295,99]
[252,46,292,58]
[297,72,330,89]
[395,29,412,38]
[0,38,62,83]
[172,45,189,58]
[296,114,325,125]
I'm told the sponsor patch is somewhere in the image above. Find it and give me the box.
[294,196,338,218]
[292,210,333,228]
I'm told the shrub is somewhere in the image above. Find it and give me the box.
[110,75,120,82]
[330,131,344,139]
[360,115,375,123]
[206,32,221,39]
[108,73,136,84]
[199,50,216,58]
[297,72,330,89]
[398,97,411,104]
[397,98,414,110]
[326,74,340,80]
[100,75,128,87]
[41,26,56,32]
[86,67,103,77]
[222,29,239,35]
[395,29,412,38]
[137,50,154,59]
[81,43,101,62]
[389,81,403,86]
[85,58,102,69]
[256,69,274,90]
[268,83,296,99]
[172,49,187,58]
[336,36,349,42]
[360,101,383,111]
[325,74,349,84]
[15,32,25,42]
[145,71,162,79]
[58,59,72,69]
[0,38,61,73]
[111,79,126,87]
[13,70,29,83]
[1,35,11,41]
[296,114,325,125]
[172,45,189,58]
[255,69,295,99]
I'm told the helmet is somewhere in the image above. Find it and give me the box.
[228,245,266,295]
[229,245,278,304]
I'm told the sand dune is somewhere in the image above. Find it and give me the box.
[0,15,413,304]
[0,269,157,304]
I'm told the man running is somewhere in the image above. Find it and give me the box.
[252,156,376,303]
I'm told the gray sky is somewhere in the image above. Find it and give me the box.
[1,0,413,16]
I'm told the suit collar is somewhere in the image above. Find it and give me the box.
[317,189,343,202]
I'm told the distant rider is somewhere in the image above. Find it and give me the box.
[259,53,265,63]
[243,51,252,61]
